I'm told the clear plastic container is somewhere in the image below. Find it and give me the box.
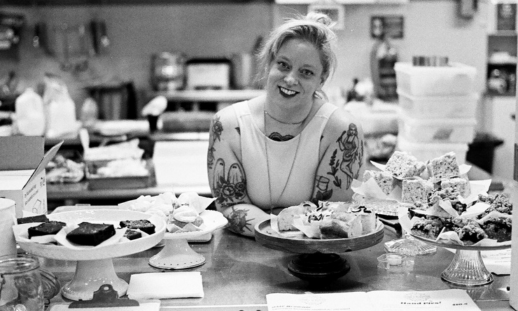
[398,112,477,143]
[397,90,479,119]
[397,135,469,164]
[395,62,477,96]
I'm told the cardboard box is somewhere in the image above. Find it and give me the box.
[0,136,62,218]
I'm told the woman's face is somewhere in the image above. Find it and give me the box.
[266,38,324,110]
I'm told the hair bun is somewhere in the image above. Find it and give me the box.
[306,12,333,27]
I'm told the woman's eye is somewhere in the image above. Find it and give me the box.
[277,61,289,70]
[301,69,314,77]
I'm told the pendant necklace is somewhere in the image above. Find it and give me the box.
[264,109,303,213]
[264,110,306,125]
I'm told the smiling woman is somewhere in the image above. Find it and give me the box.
[207,12,365,238]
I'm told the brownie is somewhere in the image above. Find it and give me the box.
[119,219,155,235]
[28,221,66,239]
[66,222,116,246]
[124,229,142,240]
[18,214,49,224]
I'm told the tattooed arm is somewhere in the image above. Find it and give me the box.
[207,105,269,238]
[311,109,365,202]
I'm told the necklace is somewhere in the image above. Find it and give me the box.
[264,110,306,125]
[264,110,303,212]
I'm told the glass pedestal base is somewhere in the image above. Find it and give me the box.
[441,249,493,286]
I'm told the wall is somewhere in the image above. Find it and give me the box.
[0,1,489,118]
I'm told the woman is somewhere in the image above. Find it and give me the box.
[207,12,364,237]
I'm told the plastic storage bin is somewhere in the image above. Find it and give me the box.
[395,62,477,96]
[398,113,477,143]
[397,90,479,119]
[397,135,468,164]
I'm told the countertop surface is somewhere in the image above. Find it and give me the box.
[42,224,512,310]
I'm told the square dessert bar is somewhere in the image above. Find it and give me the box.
[427,152,460,180]
[66,222,116,246]
[363,170,394,196]
[385,151,425,179]
[440,177,470,198]
[402,178,434,204]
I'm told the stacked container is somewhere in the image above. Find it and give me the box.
[394,61,478,164]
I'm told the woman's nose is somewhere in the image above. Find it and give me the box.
[284,72,298,86]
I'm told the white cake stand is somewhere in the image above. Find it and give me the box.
[149,210,228,270]
[13,209,166,301]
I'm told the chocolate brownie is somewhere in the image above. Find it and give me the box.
[457,224,487,245]
[66,222,116,246]
[28,221,66,239]
[123,229,142,240]
[119,219,155,234]
[18,214,49,224]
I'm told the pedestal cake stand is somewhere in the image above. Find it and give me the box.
[13,209,166,301]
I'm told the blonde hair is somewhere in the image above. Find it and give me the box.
[256,12,337,86]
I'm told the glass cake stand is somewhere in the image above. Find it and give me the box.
[13,209,166,301]
[149,210,228,270]
[411,234,511,286]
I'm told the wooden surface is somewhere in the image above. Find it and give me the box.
[41,224,513,310]
[255,219,385,254]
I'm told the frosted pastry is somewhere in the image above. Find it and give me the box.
[363,170,394,196]
[385,151,425,179]
[427,152,460,180]
[402,177,433,204]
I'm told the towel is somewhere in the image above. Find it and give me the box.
[127,272,204,300]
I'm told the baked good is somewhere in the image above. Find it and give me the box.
[278,201,318,232]
[410,217,444,239]
[363,170,394,196]
[124,229,142,240]
[350,205,377,235]
[440,177,470,198]
[66,222,116,246]
[456,223,487,245]
[120,219,155,234]
[167,205,205,233]
[28,221,66,239]
[402,177,433,204]
[385,151,425,179]
[18,214,49,224]
[320,213,362,239]
[427,152,460,180]
[480,217,512,242]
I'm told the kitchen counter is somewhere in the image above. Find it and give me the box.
[43,225,512,310]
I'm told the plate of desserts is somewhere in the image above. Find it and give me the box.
[255,201,384,254]
[12,209,166,261]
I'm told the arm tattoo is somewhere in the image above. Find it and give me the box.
[213,158,247,206]
[314,175,333,201]
[327,122,364,190]
[207,116,223,170]
[226,206,254,234]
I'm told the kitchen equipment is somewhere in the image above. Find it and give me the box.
[185,58,231,90]
[85,81,138,120]
[151,52,185,91]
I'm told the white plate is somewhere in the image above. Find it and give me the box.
[163,210,228,240]
[13,209,166,261]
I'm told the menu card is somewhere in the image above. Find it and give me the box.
[267,289,480,311]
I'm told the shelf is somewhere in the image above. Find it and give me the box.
[150,89,265,102]
[274,0,407,4]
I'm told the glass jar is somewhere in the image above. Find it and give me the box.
[0,254,45,311]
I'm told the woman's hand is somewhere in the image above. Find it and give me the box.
[220,203,270,237]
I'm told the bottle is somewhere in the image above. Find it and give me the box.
[14,88,46,136]
[80,97,99,128]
